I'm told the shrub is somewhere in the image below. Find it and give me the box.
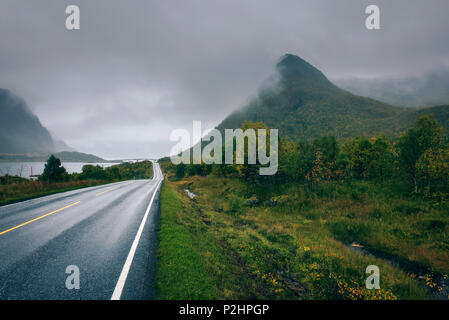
[227,195,245,213]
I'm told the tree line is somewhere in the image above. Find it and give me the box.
[39,157,153,183]
[167,115,448,198]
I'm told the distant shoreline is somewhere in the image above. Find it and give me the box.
[0,151,115,163]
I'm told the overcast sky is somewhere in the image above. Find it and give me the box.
[1,0,448,159]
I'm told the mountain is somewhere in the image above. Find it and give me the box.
[216,54,449,141]
[0,89,55,154]
[51,135,76,153]
[0,151,107,163]
[0,88,107,162]
[336,67,449,108]
[52,151,106,162]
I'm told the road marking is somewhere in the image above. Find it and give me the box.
[95,181,135,197]
[0,201,81,236]
[111,178,162,300]
[95,185,122,196]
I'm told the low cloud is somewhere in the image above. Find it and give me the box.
[0,0,448,158]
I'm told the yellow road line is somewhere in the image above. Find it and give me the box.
[0,201,81,236]
[95,185,122,196]
[95,181,135,197]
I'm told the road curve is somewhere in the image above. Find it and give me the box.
[0,161,163,300]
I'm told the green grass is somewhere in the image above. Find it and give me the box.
[156,182,218,299]
[0,179,114,206]
[157,176,449,300]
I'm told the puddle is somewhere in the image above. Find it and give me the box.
[346,242,449,299]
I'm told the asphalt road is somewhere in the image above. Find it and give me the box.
[0,161,163,300]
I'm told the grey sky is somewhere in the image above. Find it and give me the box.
[1,0,448,159]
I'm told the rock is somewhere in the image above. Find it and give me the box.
[184,189,197,199]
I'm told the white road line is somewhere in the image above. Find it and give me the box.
[111,165,163,300]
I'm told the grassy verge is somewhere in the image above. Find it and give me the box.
[157,181,218,299]
[157,176,449,300]
[0,179,117,206]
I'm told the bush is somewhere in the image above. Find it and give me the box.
[80,165,108,180]
[227,195,245,213]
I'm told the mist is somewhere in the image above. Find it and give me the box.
[1,0,448,158]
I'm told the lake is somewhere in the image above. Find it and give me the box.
[0,162,120,178]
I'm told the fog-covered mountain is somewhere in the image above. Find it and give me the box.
[0,88,106,162]
[0,88,56,154]
[216,54,449,141]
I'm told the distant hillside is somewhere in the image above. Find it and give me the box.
[52,136,76,152]
[50,151,107,163]
[396,105,449,132]
[336,67,449,108]
[216,54,449,142]
[0,89,55,154]
[0,88,107,162]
